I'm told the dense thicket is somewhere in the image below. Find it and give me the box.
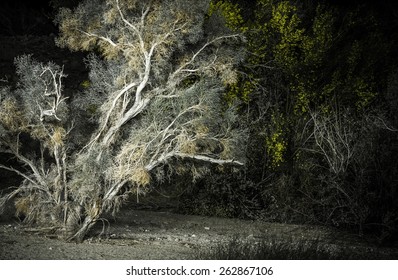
[178,0,398,244]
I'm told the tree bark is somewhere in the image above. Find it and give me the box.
[68,215,97,243]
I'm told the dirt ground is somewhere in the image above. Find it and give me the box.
[1,206,397,260]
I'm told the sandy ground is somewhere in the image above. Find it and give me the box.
[1,207,397,260]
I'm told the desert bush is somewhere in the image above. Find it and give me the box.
[0,0,246,242]
[0,55,71,230]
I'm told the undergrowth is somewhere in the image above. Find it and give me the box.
[197,235,397,260]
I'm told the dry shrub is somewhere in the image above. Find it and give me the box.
[180,141,197,154]
[220,138,232,158]
[85,197,102,219]
[195,123,209,136]
[175,164,188,175]
[15,195,55,225]
[30,126,48,141]
[130,167,151,187]
[52,126,66,147]
[14,196,31,220]
[0,0,245,242]
[0,98,27,132]
[178,133,197,154]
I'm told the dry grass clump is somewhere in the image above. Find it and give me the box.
[52,126,66,147]
[129,167,151,187]
[179,140,198,154]
[14,196,31,219]
[177,134,197,154]
[0,98,28,132]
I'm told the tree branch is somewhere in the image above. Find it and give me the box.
[145,151,243,172]
[116,0,146,53]
[77,29,118,47]
[0,164,37,186]
[175,152,244,166]
[171,34,242,80]
[81,82,137,152]
[3,146,47,186]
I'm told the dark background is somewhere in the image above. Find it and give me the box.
[1,0,398,35]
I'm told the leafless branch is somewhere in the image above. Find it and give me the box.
[77,29,118,47]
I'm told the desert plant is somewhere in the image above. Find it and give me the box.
[0,55,70,230]
[0,0,246,242]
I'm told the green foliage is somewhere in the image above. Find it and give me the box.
[225,1,384,114]
[225,79,256,104]
[265,112,287,167]
[270,1,304,70]
[80,79,90,88]
[208,0,246,32]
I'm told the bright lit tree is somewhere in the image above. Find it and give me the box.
[0,0,246,242]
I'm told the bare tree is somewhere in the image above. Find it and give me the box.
[309,110,356,175]
[0,0,246,242]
